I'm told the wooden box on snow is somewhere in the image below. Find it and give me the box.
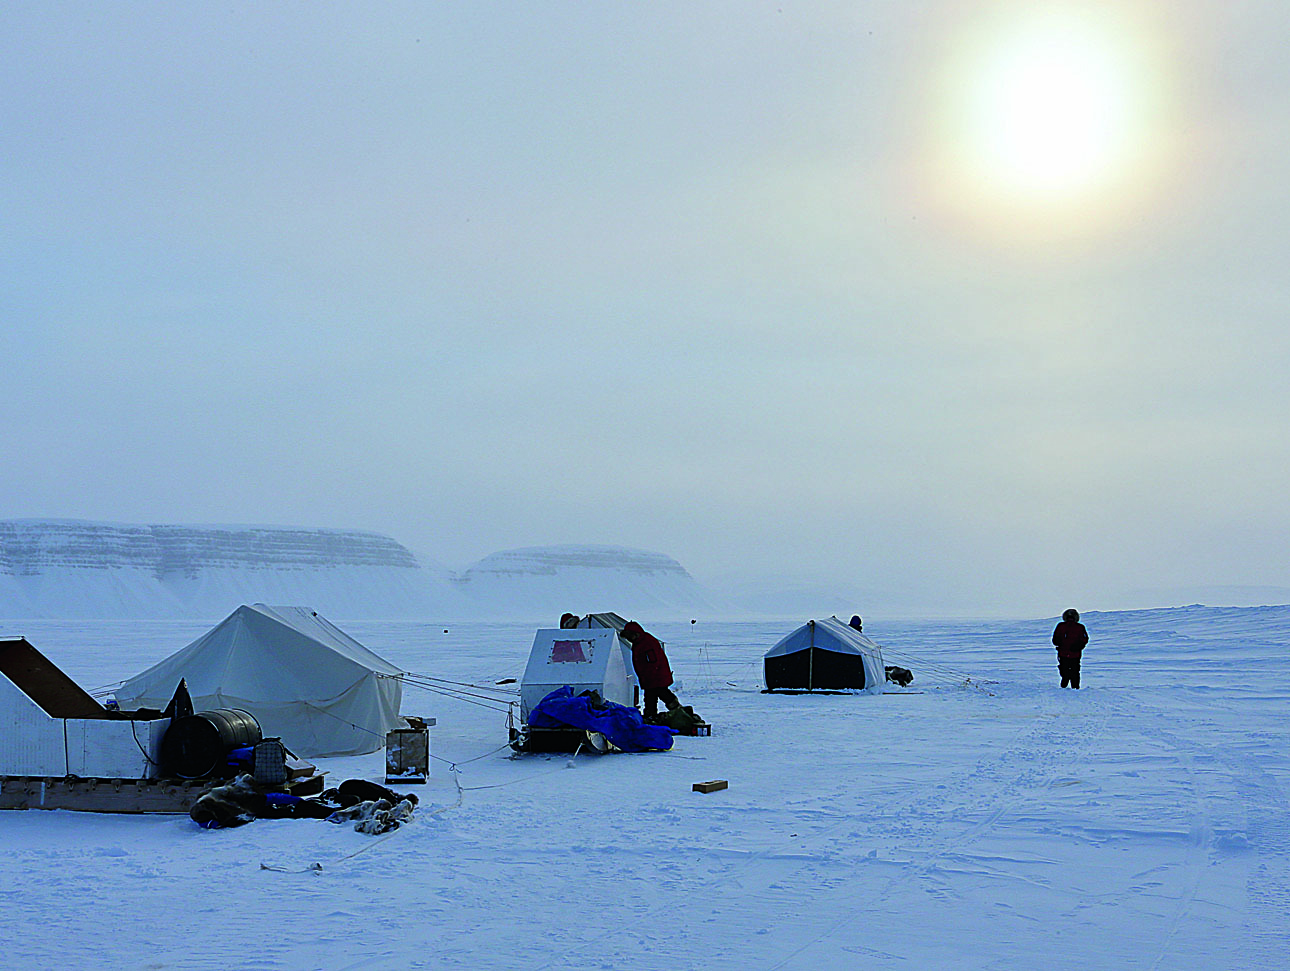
[385,717,436,784]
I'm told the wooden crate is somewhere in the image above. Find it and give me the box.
[385,727,429,784]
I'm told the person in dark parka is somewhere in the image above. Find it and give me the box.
[620,620,681,719]
[1052,608,1089,688]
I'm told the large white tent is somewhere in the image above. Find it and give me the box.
[115,604,404,757]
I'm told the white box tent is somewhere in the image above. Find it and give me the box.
[520,628,638,722]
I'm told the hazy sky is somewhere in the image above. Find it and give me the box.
[3,2,1288,615]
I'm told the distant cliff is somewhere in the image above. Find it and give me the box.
[0,521,714,620]
[453,544,714,617]
[0,520,457,619]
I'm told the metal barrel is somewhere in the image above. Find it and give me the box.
[161,708,263,779]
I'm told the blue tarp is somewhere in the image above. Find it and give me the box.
[528,686,675,753]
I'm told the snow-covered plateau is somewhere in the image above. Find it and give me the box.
[2,604,1287,970]
[0,520,713,619]
[453,544,714,616]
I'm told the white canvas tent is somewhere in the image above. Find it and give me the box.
[763,616,885,692]
[114,604,404,757]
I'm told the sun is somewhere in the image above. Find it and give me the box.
[924,3,1174,232]
[964,15,1134,199]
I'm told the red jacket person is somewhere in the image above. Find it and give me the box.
[621,621,681,718]
[1052,608,1089,689]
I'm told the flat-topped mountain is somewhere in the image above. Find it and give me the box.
[0,521,714,619]
[0,519,424,574]
[0,519,455,619]
[453,544,715,616]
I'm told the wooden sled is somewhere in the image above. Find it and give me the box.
[0,759,322,814]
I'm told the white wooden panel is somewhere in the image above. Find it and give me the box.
[66,718,168,779]
[0,674,68,776]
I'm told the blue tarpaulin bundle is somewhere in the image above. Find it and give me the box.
[528,686,675,752]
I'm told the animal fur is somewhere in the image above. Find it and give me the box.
[885,665,914,688]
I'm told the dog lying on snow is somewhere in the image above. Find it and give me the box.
[326,796,417,835]
[190,775,418,834]
[884,665,914,688]
[190,775,264,829]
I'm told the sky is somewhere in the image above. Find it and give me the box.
[3,1,1288,616]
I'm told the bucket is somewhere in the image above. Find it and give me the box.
[161,708,262,779]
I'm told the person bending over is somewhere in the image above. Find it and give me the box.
[621,621,681,719]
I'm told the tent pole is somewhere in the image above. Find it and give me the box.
[808,620,814,690]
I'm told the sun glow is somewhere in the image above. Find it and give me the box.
[924,3,1175,237]
[966,22,1132,197]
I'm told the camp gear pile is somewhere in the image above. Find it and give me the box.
[190,777,418,834]
[528,687,675,752]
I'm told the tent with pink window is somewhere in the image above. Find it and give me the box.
[518,627,638,723]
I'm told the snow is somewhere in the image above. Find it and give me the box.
[2,606,1288,970]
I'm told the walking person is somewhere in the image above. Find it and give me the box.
[1052,608,1089,688]
[620,621,681,720]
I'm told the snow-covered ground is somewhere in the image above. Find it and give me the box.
[2,607,1287,970]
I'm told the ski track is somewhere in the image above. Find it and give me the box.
[748,692,1115,971]
[1233,735,1290,965]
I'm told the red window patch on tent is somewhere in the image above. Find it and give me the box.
[550,639,591,663]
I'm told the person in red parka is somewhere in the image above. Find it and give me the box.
[621,620,681,719]
[1052,608,1089,689]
